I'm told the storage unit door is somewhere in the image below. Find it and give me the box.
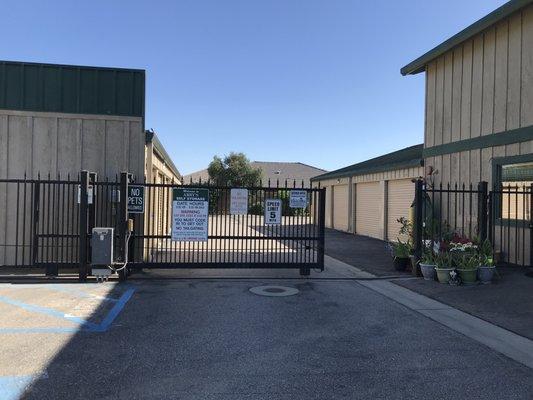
[355,182,381,239]
[387,179,415,241]
[333,185,349,231]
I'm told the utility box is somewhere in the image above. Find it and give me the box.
[91,228,114,265]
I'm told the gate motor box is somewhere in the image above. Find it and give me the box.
[91,228,114,280]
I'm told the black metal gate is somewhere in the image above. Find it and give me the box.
[0,171,326,280]
[413,180,532,267]
[128,180,326,275]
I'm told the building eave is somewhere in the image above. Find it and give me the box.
[311,144,424,182]
[146,130,181,180]
[401,0,533,76]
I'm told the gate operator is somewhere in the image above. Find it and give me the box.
[91,224,132,282]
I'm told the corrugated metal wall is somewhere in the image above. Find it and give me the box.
[0,61,145,118]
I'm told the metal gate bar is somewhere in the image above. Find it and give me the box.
[129,182,326,273]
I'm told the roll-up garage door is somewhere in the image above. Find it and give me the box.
[333,185,349,231]
[355,182,381,239]
[387,179,415,241]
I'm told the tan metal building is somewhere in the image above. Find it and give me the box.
[402,0,533,265]
[311,144,424,242]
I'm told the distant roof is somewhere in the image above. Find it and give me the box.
[183,161,326,186]
[146,130,181,179]
[401,0,532,76]
[311,144,423,181]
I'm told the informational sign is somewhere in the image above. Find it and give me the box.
[127,185,145,213]
[230,188,248,215]
[171,188,209,241]
[265,199,282,225]
[289,190,308,208]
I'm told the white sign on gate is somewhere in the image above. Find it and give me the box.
[289,190,307,208]
[264,199,282,225]
[230,188,248,215]
[77,185,94,205]
[171,188,209,241]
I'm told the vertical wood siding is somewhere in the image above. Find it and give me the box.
[424,5,533,188]
[0,109,145,180]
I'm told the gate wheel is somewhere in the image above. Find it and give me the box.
[299,267,310,276]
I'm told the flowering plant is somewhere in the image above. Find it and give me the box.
[448,241,478,253]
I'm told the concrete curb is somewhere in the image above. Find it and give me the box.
[357,279,533,370]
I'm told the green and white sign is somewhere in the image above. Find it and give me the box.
[171,188,209,241]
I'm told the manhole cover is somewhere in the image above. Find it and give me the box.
[249,285,299,297]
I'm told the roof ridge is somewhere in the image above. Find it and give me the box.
[311,144,423,181]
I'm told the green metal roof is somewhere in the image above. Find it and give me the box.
[0,60,145,117]
[401,0,533,76]
[311,144,423,182]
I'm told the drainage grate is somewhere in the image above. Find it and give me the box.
[249,285,299,297]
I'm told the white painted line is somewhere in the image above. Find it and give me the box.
[358,280,533,370]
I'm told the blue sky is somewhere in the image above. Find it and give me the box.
[1,0,506,174]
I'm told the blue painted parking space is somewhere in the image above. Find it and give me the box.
[0,283,135,334]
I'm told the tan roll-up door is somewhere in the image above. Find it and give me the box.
[387,179,415,241]
[333,185,349,231]
[356,182,381,239]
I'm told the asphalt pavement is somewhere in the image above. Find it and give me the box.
[1,274,531,400]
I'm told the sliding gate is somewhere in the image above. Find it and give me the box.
[129,181,326,275]
[0,172,326,279]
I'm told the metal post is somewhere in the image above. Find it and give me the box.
[488,190,493,245]
[315,187,326,273]
[530,184,533,268]
[413,179,424,258]
[32,181,40,267]
[118,172,129,281]
[87,172,97,276]
[79,170,89,282]
[477,181,488,242]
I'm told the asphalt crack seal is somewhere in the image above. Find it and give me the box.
[249,285,299,297]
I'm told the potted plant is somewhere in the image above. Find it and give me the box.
[396,217,419,275]
[389,240,411,272]
[435,251,454,284]
[419,246,437,281]
[456,254,478,284]
[477,239,496,284]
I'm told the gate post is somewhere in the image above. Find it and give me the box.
[530,184,533,268]
[32,180,40,267]
[79,170,89,282]
[317,187,326,270]
[87,172,97,276]
[413,179,424,258]
[477,181,488,243]
[117,172,129,282]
